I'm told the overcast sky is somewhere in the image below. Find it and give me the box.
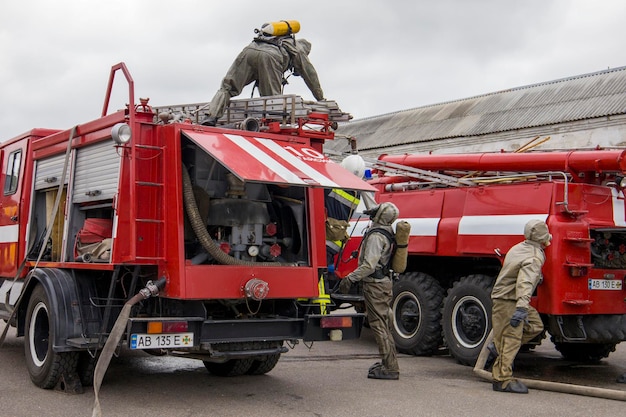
[1,0,625,140]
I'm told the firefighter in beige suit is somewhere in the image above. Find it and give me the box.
[490,219,551,393]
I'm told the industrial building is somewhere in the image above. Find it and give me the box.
[326,66,626,159]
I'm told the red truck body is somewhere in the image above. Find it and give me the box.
[336,149,626,364]
[0,63,371,391]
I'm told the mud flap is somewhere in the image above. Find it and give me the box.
[55,370,84,394]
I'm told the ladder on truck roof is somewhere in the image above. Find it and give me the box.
[362,155,572,190]
[365,157,476,187]
[153,95,352,127]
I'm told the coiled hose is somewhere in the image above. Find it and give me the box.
[182,165,295,267]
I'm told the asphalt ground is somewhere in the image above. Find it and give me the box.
[1,324,625,417]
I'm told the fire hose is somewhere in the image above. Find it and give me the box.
[473,330,626,401]
[91,278,166,417]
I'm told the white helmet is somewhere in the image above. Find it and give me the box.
[341,154,366,178]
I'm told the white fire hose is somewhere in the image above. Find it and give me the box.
[91,278,165,417]
[473,330,626,401]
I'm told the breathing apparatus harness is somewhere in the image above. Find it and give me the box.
[251,21,298,96]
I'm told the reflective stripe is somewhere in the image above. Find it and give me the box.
[349,215,550,238]
[612,188,626,226]
[328,188,360,209]
[0,224,19,243]
[458,214,548,235]
[325,240,343,252]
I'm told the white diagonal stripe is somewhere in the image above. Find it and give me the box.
[254,137,340,188]
[223,134,307,185]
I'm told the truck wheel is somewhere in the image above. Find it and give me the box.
[246,354,281,375]
[391,272,444,355]
[76,351,98,386]
[442,274,493,366]
[25,285,78,389]
[553,342,617,363]
[203,358,254,376]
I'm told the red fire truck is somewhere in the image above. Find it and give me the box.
[0,63,371,392]
[336,148,626,365]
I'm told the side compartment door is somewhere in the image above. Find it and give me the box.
[0,140,27,276]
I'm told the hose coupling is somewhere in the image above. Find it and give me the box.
[139,277,167,299]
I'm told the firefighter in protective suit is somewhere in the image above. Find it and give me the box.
[489,219,551,393]
[203,26,325,125]
[339,202,400,380]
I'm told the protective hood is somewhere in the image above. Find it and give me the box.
[368,202,399,226]
[524,219,551,245]
[297,38,312,56]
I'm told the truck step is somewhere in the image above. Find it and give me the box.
[66,337,104,349]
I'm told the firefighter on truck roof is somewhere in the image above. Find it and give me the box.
[203,20,325,126]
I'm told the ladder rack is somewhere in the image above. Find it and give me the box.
[364,156,572,190]
[153,95,352,127]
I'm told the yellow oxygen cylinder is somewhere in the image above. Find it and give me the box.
[261,20,301,36]
[392,221,411,273]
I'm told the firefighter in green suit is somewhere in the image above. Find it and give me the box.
[204,26,324,125]
[339,202,400,380]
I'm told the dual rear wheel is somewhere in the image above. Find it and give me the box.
[203,354,281,377]
[391,273,494,365]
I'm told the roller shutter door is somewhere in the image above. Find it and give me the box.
[34,153,71,191]
[73,140,121,203]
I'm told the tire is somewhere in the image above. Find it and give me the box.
[203,359,254,377]
[24,285,78,389]
[442,275,494,366]
[246,354,281,375]
[76,351,98,387]
[553,342,617,363]
[143,349,168,356]
[391,272,444,355]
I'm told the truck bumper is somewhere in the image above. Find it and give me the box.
[127,313,365,346]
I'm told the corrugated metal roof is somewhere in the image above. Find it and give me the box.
[328,66,626,155]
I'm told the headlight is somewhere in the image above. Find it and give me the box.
[111,123,132,145]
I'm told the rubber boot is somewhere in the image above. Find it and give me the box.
[367,366,399,380]
[368,362,383,373]
[201,117,218,126]
[492,379,528,394]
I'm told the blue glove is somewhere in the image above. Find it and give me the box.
[339,278,353,294]
[510,307,528,328]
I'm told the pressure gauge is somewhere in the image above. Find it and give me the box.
[248,245,260,257]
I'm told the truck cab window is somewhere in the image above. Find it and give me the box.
[3,149,22,195]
